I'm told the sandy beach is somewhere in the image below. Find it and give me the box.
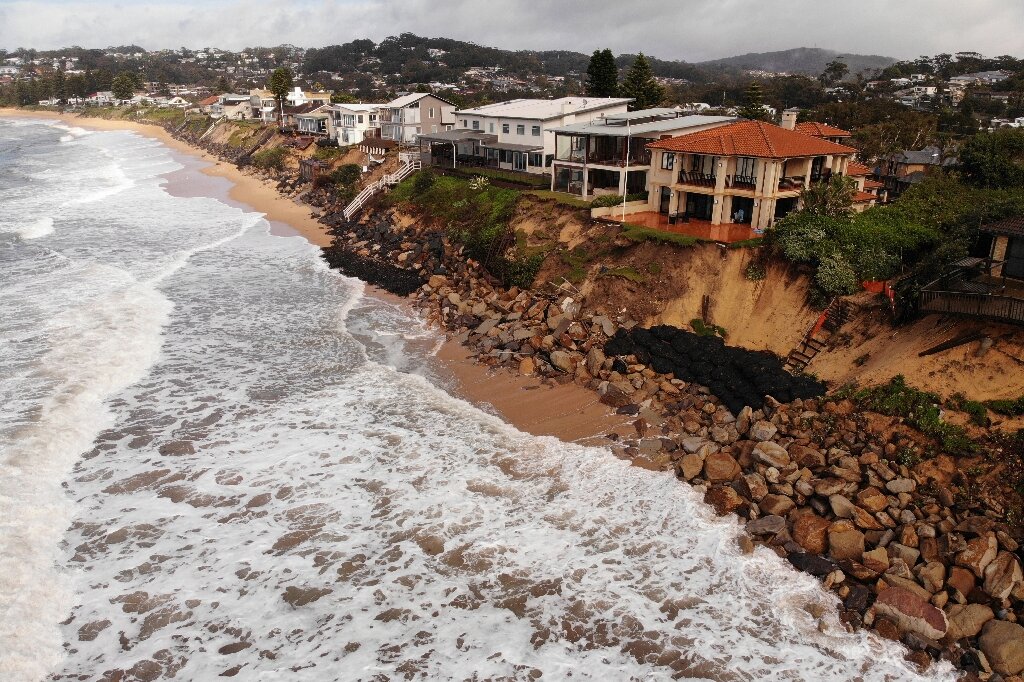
[0,107,627,447]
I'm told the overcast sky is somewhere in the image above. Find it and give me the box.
[1,0,1022,62]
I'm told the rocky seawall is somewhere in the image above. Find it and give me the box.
[96,115,1022,680]
[319,203,1024,679]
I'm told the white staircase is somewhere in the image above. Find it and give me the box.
[342,159,421,221]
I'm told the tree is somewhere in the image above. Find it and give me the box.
[619,53,663,111]
[330,92,357,104]
[958,129,1024,189]
[267,67,293,126]
[214,76,231,94]
[737,82,772,121]
[819,59,849,87]
[800,174,856,218]
[111,73,135,101]
[585,48,618,97]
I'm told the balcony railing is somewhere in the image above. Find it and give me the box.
[729,174,757,189]
[778,177,805,191]
[678,170,717,187]
[919,289,1024,325]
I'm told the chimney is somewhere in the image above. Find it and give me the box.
[781,108,799,130]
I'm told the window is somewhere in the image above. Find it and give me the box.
[502,123,509,134]
[735,157,757,183]
[408,101,419,108]
[431,126,437,133]
[472,120,480,130]
[528,152,543,167]
[429,107,435,118]
[488,122,494,133]
[661,152,675,170]
[516,124,525,135]
[461,119,468,127]
[357,114,363,123]
[531,125,541,136]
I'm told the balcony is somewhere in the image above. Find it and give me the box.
[777,177,805,192]
[677,170,717,188]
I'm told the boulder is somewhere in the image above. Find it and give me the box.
[945,604,994,641]
[703,452,740,483]
[759,494,796,517]
[947,566,975,601]
[585,347,606,376]
[735,406,753,435]
[828,528,865,561]
[787,552,837,577]
[741,472,768,501]
[913,561,945,594]
[885,477,916,494]
[862,547,890,573]
[983,551,1023,600]
[518,357,536,376]
[548,350,575,373]
[956,533,998,578]
[855,487,888,513]
[748,420,777,442]
[979,620,1024,676]
[705,485,745,515]
[676,453,703,481]
[871,587,948,640]
[752,441,790,468]
[829,494,858,519]
[887,542,921,568]
[746,515,786,536]
[789,444,825,469]
[792,514,831,554]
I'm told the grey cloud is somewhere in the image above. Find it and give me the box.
[0,0,1022,60]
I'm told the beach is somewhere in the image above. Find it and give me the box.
[0,112,951,681]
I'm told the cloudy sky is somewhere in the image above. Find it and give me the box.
[1,0,1022,61]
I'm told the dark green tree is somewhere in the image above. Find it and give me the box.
[111,73,136,101]
[619,53,663,110]
[585,48,618,97]
[818,59,849,87]
[958,129,1024,189]
[215,76,231,94]
[737,82,772,121]
[267,67,294,125]
[799,175,856,218]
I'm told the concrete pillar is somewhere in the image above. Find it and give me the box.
[711,194,726,225]
[992,236,1008,277]
[721,195,733,223]
[582,166,589,198]
[803,158,814,188]
[668,188,679,215]
[618,169,627,196]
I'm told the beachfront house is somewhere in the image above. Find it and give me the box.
[285,87,333,107]
[249,89,277,123]
[379,93,456,143]
[874,145,955,201]
[645,118,859,231]
[211,93,252,120]
[416,96,633,176]
[296,107,331,137]
[326,103,380,145]
[548,108,734,198]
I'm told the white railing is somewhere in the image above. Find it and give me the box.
[342,159,421,221]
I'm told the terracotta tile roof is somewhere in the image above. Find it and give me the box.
[864,179,884,189]
[648,120,857,159]
[853,191,878,203]
[981,215,1024,237]
[199,95,220,106]
[795,121,852,138]
[847,162,872,176]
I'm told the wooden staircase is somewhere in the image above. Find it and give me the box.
[785,298,854,372]
[342,159,421,221]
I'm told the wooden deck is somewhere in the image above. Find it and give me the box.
[919,286,1024,325]
[611,211,760,244]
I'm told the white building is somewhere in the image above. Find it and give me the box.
[326,103,380,145]
[285,87,332,107]
[421,97,633,174]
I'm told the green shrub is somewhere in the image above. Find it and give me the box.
[590,192,650,208]
[412,170,435,195]
[691,318,727,338]
[745,260,766,281]
[985,396,1024,417]
[252,146,288,171]
[598,266,646,283]
[621,223,701,247]
[948,393,991,427]
[329,163,361,186]
[814,251,859,297]
[856,376,977,456]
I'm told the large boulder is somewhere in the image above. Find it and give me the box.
[759,494,795,517]
[752,441,790,468]
[703,452,740,483]
[871,587,948,640]
[548,350,576,373]
[828,527,865,561]
[944,604,994,641]
[979,620,1024,676]
[792,513,831,554]
[705,485,745,515]
[983,551,1023,600]
[746,515,786,536]
[956,533,998,578]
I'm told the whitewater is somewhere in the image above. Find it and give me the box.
[0,118,953,681]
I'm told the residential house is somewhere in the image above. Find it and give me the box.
[285,87,332,107]
[379,92,456,143]
[793,115,879,210]
[548,108,735,197]
[418,96,632,175]
[325,103,380,145]
[211,93,252,119]
[983,216,1024,281]
[645,119,859,231]
[949,70,1013,87]
[296,107,331,136]
[873,146,954,201]
[249,89,277,122]
[198,94,220,115]
[280,103,321,129]
[85,91,115,106]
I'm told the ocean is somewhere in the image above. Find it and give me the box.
[0,117,952,681]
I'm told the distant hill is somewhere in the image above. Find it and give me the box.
[697,47,896,78]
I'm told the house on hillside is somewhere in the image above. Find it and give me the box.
[873,146,955,201]
[918,216,1024,325]
[790,114,879,209]
[548,108,734,198]
[212,94,252,119]
[416,96,632,176]
[379,92,456,143]
[296,107,331,136]
[325,103,380,145]
[285,87,332,107]
[198,94,220,115]
[644,118,859,231]
[249,89,277,122]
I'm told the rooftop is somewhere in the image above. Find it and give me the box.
[847,162,872,176]
[648,120,857,159]
[550,112,735,137]
[455,97,632,121]
[386,92,456,108]
[326,103,380,113]
[794,121,852,138]
[981,216,1024,237]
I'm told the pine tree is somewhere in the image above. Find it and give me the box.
[737,82,772,121]
[268,67,294,126]
[619,53,663,111]
[585,48,618,97]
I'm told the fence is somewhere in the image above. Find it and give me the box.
[342,159,421,221]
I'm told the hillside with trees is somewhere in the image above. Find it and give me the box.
[697,47,896,77]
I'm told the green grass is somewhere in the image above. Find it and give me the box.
[727,237,765,249]
[455,166,549,188]
[560,246,593,284]
[855,375,977,456]
[525,190,591,209]
[984,396,1024,417]
[621,223,703,247]
[598,266,646,283]
[947,393,991,427]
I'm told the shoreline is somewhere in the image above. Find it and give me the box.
[0,107,623,446]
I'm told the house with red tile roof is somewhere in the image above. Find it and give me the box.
[646,118,859,230]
